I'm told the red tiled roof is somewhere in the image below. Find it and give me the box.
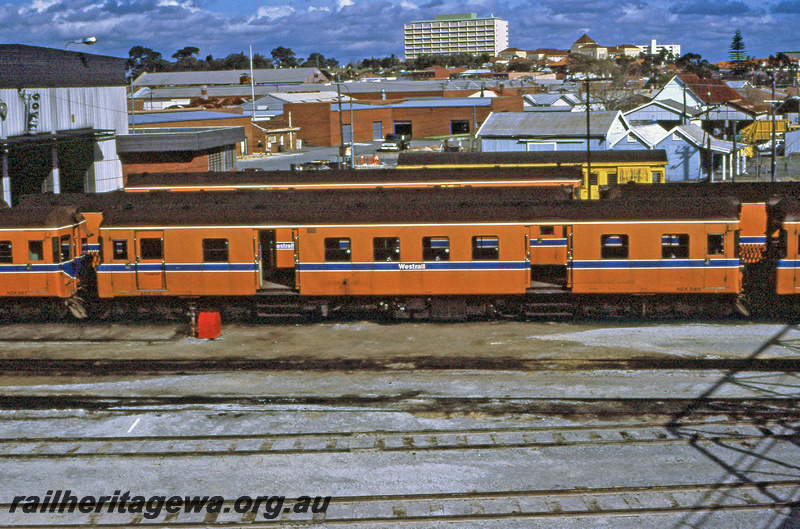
[574,34,596,45]
[678,74,743,104]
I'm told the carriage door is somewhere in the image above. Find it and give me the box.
[259,230,277,288]
[134,231,166,290]
[27,239,48,293]
[705,228,728,290]
[564,225,574,289]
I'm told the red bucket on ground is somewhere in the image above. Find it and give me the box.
[197,312,221,339]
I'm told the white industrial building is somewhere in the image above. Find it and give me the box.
[404,13,508,60]
[0,45,128,205]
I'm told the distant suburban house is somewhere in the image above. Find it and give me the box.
[613,122,745,181]
[624,99,703,128]
[0,44,128,205]
[786,129,800,156]
[475,111,629,152]
[523,93,580,112]
[653,74,746,109]
[497,48,527,61]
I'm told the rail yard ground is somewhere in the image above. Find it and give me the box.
[0,320,798,527]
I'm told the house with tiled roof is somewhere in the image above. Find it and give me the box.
[497,48,527,61]
[527,49,570,62]
[570,34,597,53]
[654,74,744,108]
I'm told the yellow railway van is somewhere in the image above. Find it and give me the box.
[397,150,668,199]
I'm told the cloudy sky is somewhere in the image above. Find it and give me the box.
[0,0,797,64]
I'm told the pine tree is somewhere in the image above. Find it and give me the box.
[729,30,747,74]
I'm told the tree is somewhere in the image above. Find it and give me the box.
[303,52,337,69]
[729,30,747,76]
[271,47,299,68]
[172,46,200,71]
[126,46,168,79]
[676,52,717,78]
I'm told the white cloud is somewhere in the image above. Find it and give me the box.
[254,5,296,19]
[400,1,417,9]
[336,0,354,10]
[29,0,59,12]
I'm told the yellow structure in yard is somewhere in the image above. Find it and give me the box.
[740,120,791,144]
[396,150,668,199]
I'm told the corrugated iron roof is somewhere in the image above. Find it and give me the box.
[476,111,621,137]
[128,111,246,125]
[675,124,738,153]
[0,45,127,88]
[133,68,325,87]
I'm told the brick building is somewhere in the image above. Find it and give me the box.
[284,96,524,147]
[117,127,245,174]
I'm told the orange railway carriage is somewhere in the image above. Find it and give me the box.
[769,199,800,295]
[603,182,800,264]
[0,205,86,300]
[93,188,571,301]
[122,167,583,194]
[566,199,741,295]
[89,189,741,311]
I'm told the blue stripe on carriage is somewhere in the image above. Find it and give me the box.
[296,261,529,272]
[572,259,740,269]
[475,240,499,248]
[98,263,257,272]
[531,239,567,247]
[0,260,81,278]
[739,237,766,245]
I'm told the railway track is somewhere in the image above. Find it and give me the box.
[2,356,800,375]
[2,480,798,526]
[0,418,796,459]
[1,395,798,419]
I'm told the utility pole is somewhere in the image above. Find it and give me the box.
[583,77,608,193]
[336,83,345,168]
[771,73,777,182]
[586,78,592,189]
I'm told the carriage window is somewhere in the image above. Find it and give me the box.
[324,238,351,262]
[52,237,60,263]
[607,173,618,186]
[373,237,400,262]
[540,226,554,236]
[652,172,662,184]
[777,230,788,259]
[113,240,128,260]
[60,235,72,262]
[28,241,44,261]
[139,238,163,260]
[423,237,449,261]
[662,234,689,258]
[589,173,599,186]
[601,235,629,259]
[203,239,229,263]
[472,236,499,260]
[0,241,11,263]
[707,234,725,255]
